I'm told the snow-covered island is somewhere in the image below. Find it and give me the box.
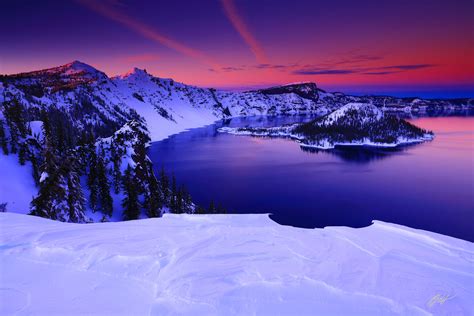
[218,103,434,149]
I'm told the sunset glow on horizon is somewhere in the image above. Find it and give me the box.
[1,0,473,97]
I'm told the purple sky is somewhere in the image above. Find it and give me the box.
[1,0,473,97]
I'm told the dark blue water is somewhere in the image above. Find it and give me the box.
[148,115,474,242]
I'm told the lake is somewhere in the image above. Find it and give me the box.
[148,115,474,242]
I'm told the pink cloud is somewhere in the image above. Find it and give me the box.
[220,0,268,64]
[77,0,220,68]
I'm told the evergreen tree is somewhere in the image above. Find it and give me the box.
[129,121,151,190]
[195,205,206,214]
[145,172,162,218]
[76,130,92,175]
[208,200,216,214]
[122,165,140,220]
[56,120,65,150]
[97,157,113,217]
[176,186,184,214]
[110,145,122,194]
[18,142,27,165]
[30,154,40,185]
[171,174,177,198]
[0,119,8,155]
[30,137,63,220]
[65,155,86,223]
[40,111,52,145]
[29,141,86,222]
[87,150,99,211]
[160,167,169,201]
[182,187,193,214]
[169,174,178,213]
[216,203,227,214]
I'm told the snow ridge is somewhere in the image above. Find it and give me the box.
[0,212,472,315]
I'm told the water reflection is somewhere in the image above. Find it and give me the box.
[149,115,474,241]
[299,145,414,163]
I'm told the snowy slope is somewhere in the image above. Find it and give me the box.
[0,155,37,214]
[0,212,472,315]
[317,102,384,126]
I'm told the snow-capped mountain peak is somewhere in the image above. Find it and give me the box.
[119,67,150,80]
[34,60,108,82]
[61,60,106,79]
[4,60,108,91]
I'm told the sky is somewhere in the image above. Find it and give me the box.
[1,0,473,98]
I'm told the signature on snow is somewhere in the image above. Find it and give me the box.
[427,293,455,308]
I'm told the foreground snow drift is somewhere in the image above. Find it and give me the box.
[1,213,472,315]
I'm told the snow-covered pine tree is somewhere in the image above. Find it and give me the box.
[40,110,52,144]
[30,154,40,185]
[160,167,169,202]
[0,119,8,155]
[122,165,140,221]
[169,174,178,213]
[181,186,193,214]
[110,145,122,194]
[65,154,87,223]
[176,186,184,214]
[145,171,163,218]
[30,137,64,220]
[87,150,99,211]
[129,121,152,194]
[76,130,93,176]
[2,99,26,154]
[97,156,113,217]
[18,142,27,165]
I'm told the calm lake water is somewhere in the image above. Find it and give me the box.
[148,115,474,242]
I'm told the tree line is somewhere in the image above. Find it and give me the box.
[1,98,227,222]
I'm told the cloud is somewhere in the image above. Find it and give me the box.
[293,63,436,76]
[212,63,298,72]
[293,69,357,75]
[330,54,383,66]
[220,0,268,64]
[254,63,293,69]
[363,71,400,75]
[221,66,246,72]
[77,0,220,68]
[376,64,435,70]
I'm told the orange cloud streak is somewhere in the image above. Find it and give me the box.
[220,0,268,64]
[77,0,220,68]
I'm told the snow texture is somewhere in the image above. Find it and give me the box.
[0,212,472,315]
[0,155,37,214]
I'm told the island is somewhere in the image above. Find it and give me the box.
[218,103,434,149]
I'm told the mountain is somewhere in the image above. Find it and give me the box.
[1,62,328,143]
[0,61,471,222]
[255,82,320,101]
[2,61,471,143]
[218,103,434,149]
